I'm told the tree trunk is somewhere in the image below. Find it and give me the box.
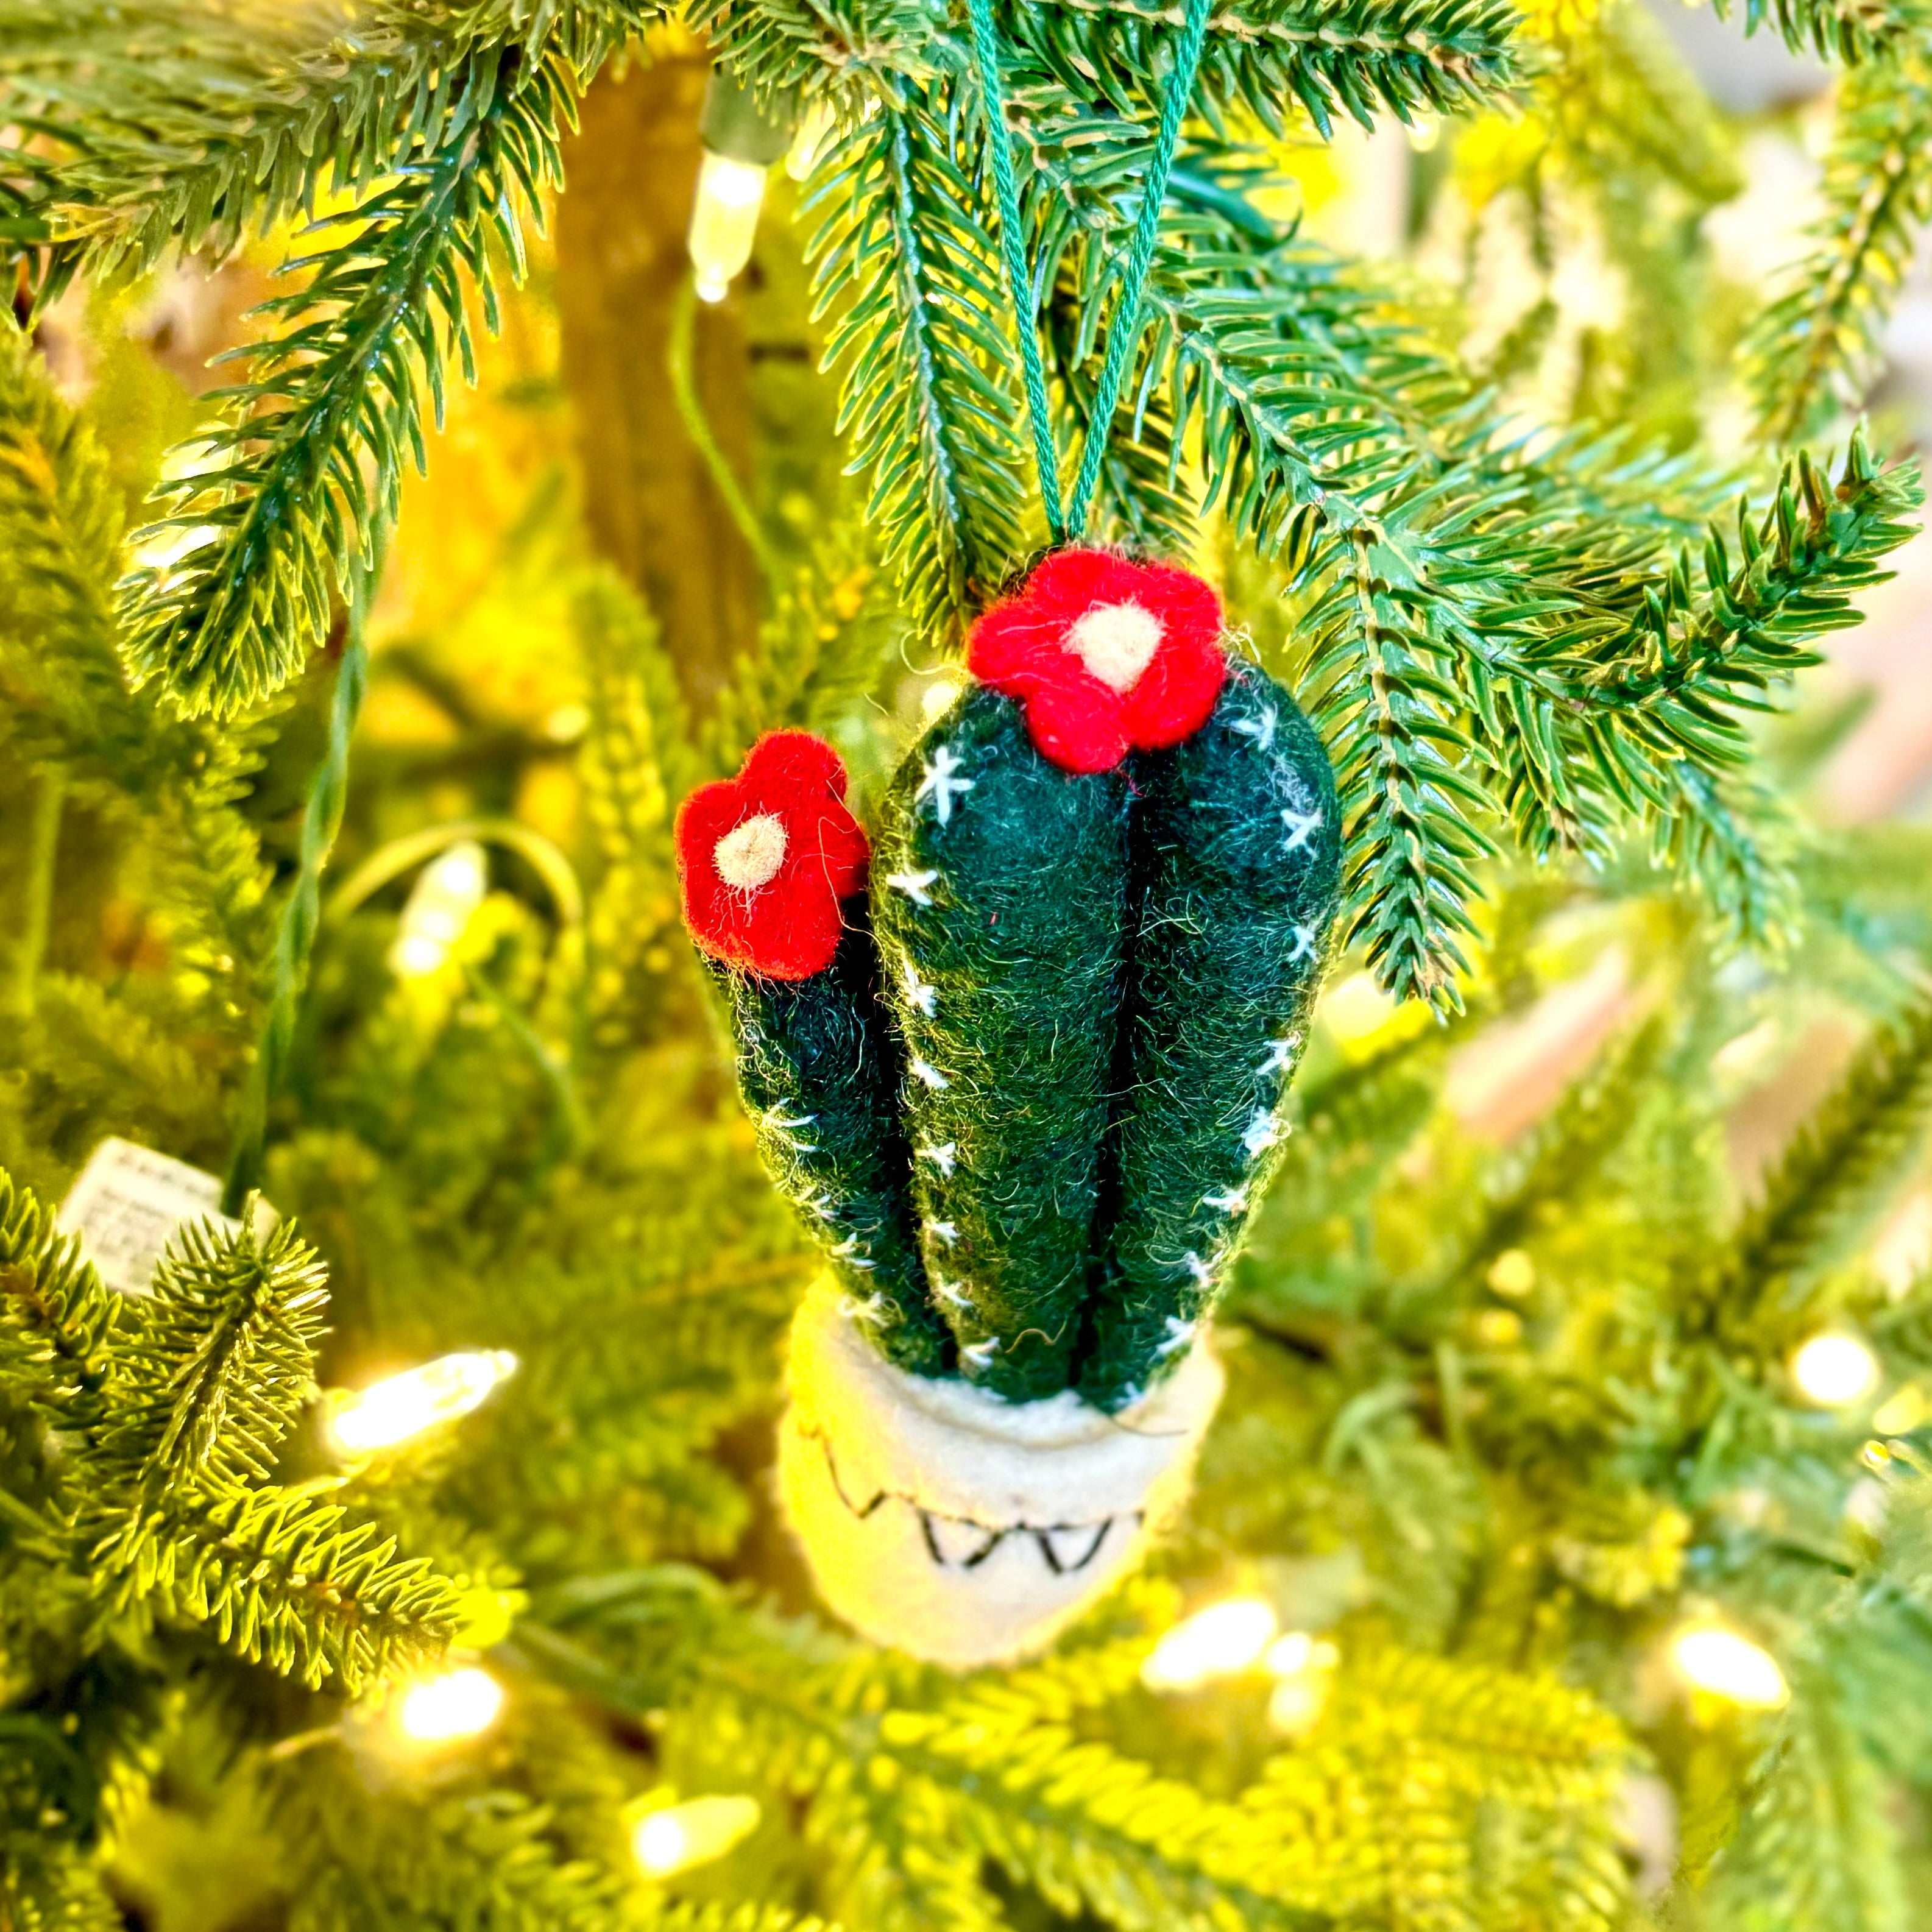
[556,47,760,715]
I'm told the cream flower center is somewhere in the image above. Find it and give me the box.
[1064,600,1164,693]
[714,812,788,890]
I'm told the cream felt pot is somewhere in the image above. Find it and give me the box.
[777,1278,1225,1667]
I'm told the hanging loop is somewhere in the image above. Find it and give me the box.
[967,0,1214,548]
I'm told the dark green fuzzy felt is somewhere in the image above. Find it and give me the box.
[1080,657,1342,1410]
[871,684,1130,1401]
[712,916,950,1376]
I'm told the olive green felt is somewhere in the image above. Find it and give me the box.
[870,684,1130,1401]
[1078,658,1341,1410]
[712,918,950,1376]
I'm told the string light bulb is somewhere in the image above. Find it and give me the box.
[325,1350,518,1457]
[1140,1596,1278,1692]
[1261,1630,1340,1734]
[1789,1331,1880,1409]
[396,1666,504,1743]
[631,1795,761,1877]
[1668,1624,1789,1710]
[688,70,797,304]
[389,840,487,979]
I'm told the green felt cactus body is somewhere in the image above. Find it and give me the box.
[1080,659,1342,1410]
[709,927,952,1376]
[676,555,1339,1414]
[870,684,1131,1401]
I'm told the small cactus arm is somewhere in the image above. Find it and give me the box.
[1079,658,1342,1410]
[708,928,952,1375]
[675,732,949,1374]
[869,685,1130,1402]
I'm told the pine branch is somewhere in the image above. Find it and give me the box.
[1646,759,1799,951]
[1709,993,1932,1339]
[1307,523,1496,1010]
[90,1481,460,1690]
[804,85,1029,643]
[1560,437,1922,778]
[706,523,899,768]
[267,1747,635,1932]
[0,1841,122,1932]
[0,1169,115,1423]
[1001,0,1523,139]
[692,0,1524,133]
[1700,1666,1908,1932]
[0,0,650,300]
[1746,51,1932,447]
[573,569,689,1049]
[1243,1649,1627,1925]
[96,1219,329,1493]
[1709,0,1932,66]
[553,1608,1325,1932]
[1415,1018,1665,1319]
[118,46,568,718]
[0,321,275,997]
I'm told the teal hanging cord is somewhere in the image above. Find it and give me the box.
[966,0,1212,545]
[222,534,384,1216]
[967,0,1066,544]
[1063,0,1211,537]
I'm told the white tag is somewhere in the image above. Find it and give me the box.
[57,1138,275,1297]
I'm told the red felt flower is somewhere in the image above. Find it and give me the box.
[675,731,871,981]
[966,548,1227,773]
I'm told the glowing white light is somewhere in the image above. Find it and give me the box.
[631,1795,761,1876]
[921,678,963,723]
[1262,1632,1318,1676]
[689,153,768,303]
[1268,1674,1330,1734]
[388,840,488,980]
[1140,1597,1278,1692]
[397,1667,503,1742]
[1790,1332,1880,1408]
[786,101,836,181]
[1669,1626,1789,1710]
[325,1350,518,1456]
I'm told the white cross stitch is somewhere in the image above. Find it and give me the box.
[901,959,938,1016]
[1282,803,1324,852]
[915,746,975,826]
[887,868,939,905]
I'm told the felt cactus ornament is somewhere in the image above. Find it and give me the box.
[676,554,1340,1665]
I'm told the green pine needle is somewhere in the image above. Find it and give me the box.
[117,48,568,718]
[1746,49,1932,447]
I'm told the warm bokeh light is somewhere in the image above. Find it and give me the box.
[1872,1384,1928,1435]
[1669,1626,1789,1710]
[388,839,488,979]
[689,153,768,303]
[921,677,964,723]
[325,1350,518,1456]
[631,1795,762,1876]
[397,1666,504,1742]
[1790,1332,1880,1409]
[1141,1596,1278,1692]
[1262,1632,1339,1733]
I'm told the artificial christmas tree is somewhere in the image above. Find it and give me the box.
[6,1,1932,1928]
